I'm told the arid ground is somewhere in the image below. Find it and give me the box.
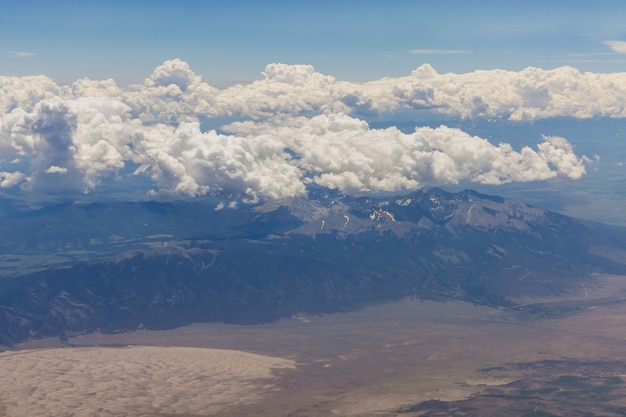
[3,274,626,417]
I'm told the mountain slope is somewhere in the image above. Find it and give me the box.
[1,188,625,346]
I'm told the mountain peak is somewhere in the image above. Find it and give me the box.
[1,188,625,346]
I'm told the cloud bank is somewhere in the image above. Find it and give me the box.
[0,59,601,201]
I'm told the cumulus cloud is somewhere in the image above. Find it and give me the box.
[359,64,626,120]
[6,59,626,123]
[0,75,70,112]
[4,59,626,123]
[24,98,84,192]
[0,60,599,201]
[122,59,219,124]
[213,63,343,118]
[127,121,305,201]
[0,96,134,193]
[224,114,589,195]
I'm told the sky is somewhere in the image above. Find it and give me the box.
[3,1,626,85]
[2,0,626,223]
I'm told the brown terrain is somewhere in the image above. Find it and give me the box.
[3,273,626,417]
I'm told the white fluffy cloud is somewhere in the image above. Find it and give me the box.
[352,64,626,120]
[0,75,70,113]
[224,114,588,195]
[127,121,305,201]
[120,60,626,121]
[0,171,25,188]
[4,59,626,123]
[0,60,599,201]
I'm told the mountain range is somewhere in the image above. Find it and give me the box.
[1,187,626,346]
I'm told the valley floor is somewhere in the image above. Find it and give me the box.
[4,273,626,417]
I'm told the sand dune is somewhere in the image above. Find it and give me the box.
[0,346,295,417]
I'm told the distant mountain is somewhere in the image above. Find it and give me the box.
[1,188,626,346]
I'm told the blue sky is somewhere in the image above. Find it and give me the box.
[3,0,626,85]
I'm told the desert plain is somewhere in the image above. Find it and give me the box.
[3,274,626,416]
